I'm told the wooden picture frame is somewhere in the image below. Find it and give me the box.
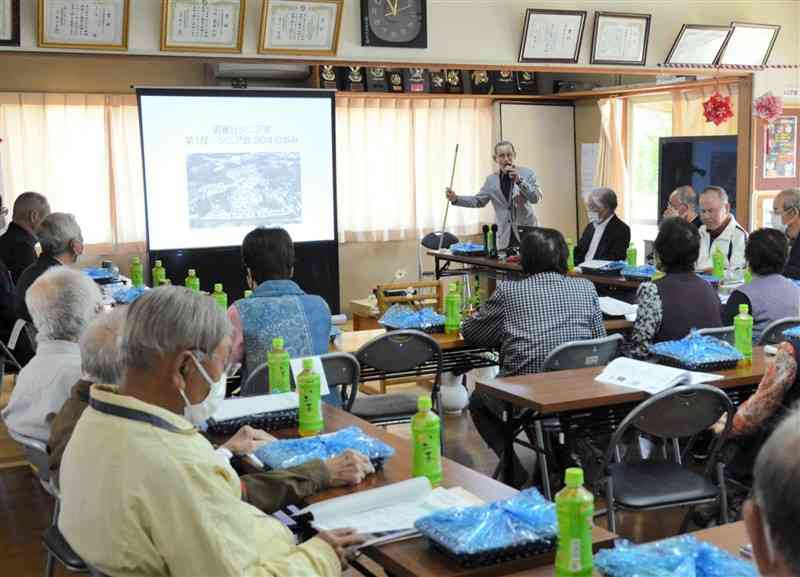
[160,0,246,53]
[518,9,586,63]
[590,11,650,66]
[258,0,343,56]
[0,0,20,46]
[38,0,130,50]
[755,108,800,191]
[718,22,780,66]
[664,24,731,66]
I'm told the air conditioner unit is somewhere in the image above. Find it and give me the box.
[212,63,312,81]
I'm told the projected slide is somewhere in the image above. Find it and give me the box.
[138,91,336,250]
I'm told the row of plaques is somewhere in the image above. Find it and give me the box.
[319,66,538,95]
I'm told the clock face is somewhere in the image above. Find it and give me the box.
[368,0,423,43]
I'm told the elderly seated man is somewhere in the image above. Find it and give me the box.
[48,306,373,511]
[745,408,800,577]
[696,185,748,272]
[59,287,363,576]
[573,187,631,266]
[2,267,101,441]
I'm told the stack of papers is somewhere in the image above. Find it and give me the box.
[599,297,638,321]
[298,477,482,547]
[595,357,724,395]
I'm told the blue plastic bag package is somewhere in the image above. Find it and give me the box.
[594,534,757,577]
[450,242,485,255]
[649,330,743,370]
[254,426,395,469]
[379,304,446,331]
[112,286,147,305]
[622,264,657,280]
[414,488,557,560]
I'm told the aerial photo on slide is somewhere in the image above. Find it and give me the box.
[186,151,302,229]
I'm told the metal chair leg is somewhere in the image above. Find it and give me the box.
[605,476,616,534]
[44,552,55,577]
[718,461,729,525]
[534,420,552,500]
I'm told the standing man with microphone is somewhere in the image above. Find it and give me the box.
[445,141,543,251]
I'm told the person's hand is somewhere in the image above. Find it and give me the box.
[325,449,375,487]
[711,414,728,435]
[663,206,679,219]
[445,187,457,202]
[506,165,520,183]
[317,528,366,569]
[221,425,275,455]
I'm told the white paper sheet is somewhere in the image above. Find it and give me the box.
[596,357,724,396]
[599,296,637,318]
[212,392,298,421]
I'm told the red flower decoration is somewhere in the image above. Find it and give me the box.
[702,91,734,126]
[753,91,783,124]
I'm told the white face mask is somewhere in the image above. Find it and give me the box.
[771,212,788,234]
[587,210,601,224]
[179,352,227,426]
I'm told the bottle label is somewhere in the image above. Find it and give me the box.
[412,423,441,483]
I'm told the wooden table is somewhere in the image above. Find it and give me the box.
[428,250,642,290]
[515,522,751,576]
[274,405,617,577]
[476,349,768,494]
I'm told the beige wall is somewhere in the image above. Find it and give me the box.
[3,1,797,69]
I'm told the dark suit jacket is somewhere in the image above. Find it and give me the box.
[785,234,800,281]
[0,259,15,336]
[0,222,37,284]
[574,214,631,265]
[15,254,62,322]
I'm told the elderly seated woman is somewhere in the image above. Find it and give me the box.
[625,217,722,359]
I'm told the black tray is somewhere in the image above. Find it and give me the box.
[381,323,445,334]
[653,354,740,372]
[580,266,623,278]
[206,409,298,436]
[451,249,486,257]
[427,536,557,568]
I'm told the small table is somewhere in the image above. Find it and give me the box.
[273,405,617,577]
[476,350,768,497]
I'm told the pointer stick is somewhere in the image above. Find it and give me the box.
[438,144,460,251]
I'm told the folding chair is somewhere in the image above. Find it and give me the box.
[757,317,800,346]
[697,326,735,346]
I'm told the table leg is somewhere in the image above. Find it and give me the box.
[534,419,552,500]
[434,256,441,280]
[502,401,515,484]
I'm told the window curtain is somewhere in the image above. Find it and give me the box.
[594,97,628,220]
[336,96,494,243]
[0,93,145,254]
[672,84,739,136]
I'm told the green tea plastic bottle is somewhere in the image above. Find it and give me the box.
[444,283,462,335]
[626,242,637,267]
[267,337,291,394]
[244,289,253,298]
[212,283,228,310]
[130,256,144,289]
[151,259,166,287]
[712,246,726,280]
[567,238,575,272]
[412,395,442,486]
[555,468,594,577]
[297,358,323,437]
[185,269,200,292]
[735,304,753,364]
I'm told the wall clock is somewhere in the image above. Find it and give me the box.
[361,0,426,48]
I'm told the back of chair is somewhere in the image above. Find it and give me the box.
[758,317,800,346]
[241,363,269,396]
[697,326,735,346]
[605,385,734,474]
[375,281,444,315]
[7,428,52,489]
[320,352,359,412]
[542,334,623,372]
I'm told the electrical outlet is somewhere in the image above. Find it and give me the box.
[394,268,407,280]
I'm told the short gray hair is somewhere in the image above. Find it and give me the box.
[701,186,729,204]
[80,307,126,384]
[587,187,618,211]
[777,187,800,212]
[12,191,49,222]
[493,140,516,156]
[671,185,697,210]
[753,409,800,574]
[122,286,231,370]
[26,267,102,342]
[38,213,82,256]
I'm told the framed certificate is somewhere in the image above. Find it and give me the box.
[161,0,246,53]
[518,9,586,63]
[590,12,650,66]
[718,22,780,66]
[665,24,731,66]
[258,0,343,56]
[0,0,20,46]
[38,0,130,50]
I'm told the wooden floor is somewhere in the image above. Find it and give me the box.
[0,381,691,577]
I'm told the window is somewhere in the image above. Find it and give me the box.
[626,96,673,246]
